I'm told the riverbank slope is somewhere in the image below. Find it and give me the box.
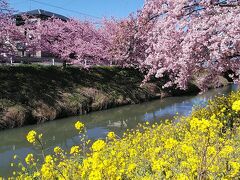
[0,65,229,129]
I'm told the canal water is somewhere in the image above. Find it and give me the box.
[0,84,238,177]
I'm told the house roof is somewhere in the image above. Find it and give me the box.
[14,9,69,21]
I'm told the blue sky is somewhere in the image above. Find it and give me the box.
[8,0,145,21]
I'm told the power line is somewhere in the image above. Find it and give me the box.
[29,0,32,11]
[60,0,76,8]
[30,0,102,20]
[10,0,29,6]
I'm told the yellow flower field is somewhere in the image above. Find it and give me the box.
[10,91,240,179]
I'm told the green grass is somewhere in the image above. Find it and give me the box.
[0,64,225,129]
[0,65,162,129]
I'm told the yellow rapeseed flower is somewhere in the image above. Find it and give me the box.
[92,139,106,152]
[12,91,240,179]
[26,130,37,144]
[45,155,53,164]
[107,132,116,140]
[53,146,63,154]
[75,121,85,132]
[25,154,34,165]
[232,100,240,112]
[70,146,80,155]
[127,163,136,172]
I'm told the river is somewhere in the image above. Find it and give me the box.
[0,84,238,177]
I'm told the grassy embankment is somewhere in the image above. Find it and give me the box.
[0,65,228,129]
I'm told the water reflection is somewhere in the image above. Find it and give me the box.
[0,84,238,177]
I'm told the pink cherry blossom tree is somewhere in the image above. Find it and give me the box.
[9,0,240,91]
[102,15,148,67]
[140,0,240,90]
[0,0,23,59]
[35,18,111,67]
